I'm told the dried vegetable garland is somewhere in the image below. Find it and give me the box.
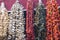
[52,0,60,40]
[34,0,46,40]
[8,0,25,40]
[46,0,60,40]
[26,0,35,40]
[0,2,9,40]
[46,0,53,40]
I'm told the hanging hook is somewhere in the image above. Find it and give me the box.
[39,0,42,5]
[1,0,5,8]
[16,0,19,3]
[50,0,52,3]
[1,2,5,8]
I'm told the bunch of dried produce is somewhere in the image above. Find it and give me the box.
[8,0,25,40]
[34,0,46,40]
[0,2,9,40]
[26,0,35,40]
[46,0,59,40]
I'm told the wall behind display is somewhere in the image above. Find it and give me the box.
[0,0,60,10]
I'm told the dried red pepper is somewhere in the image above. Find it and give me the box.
[26,0,35,40]
[46,0,59,40]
